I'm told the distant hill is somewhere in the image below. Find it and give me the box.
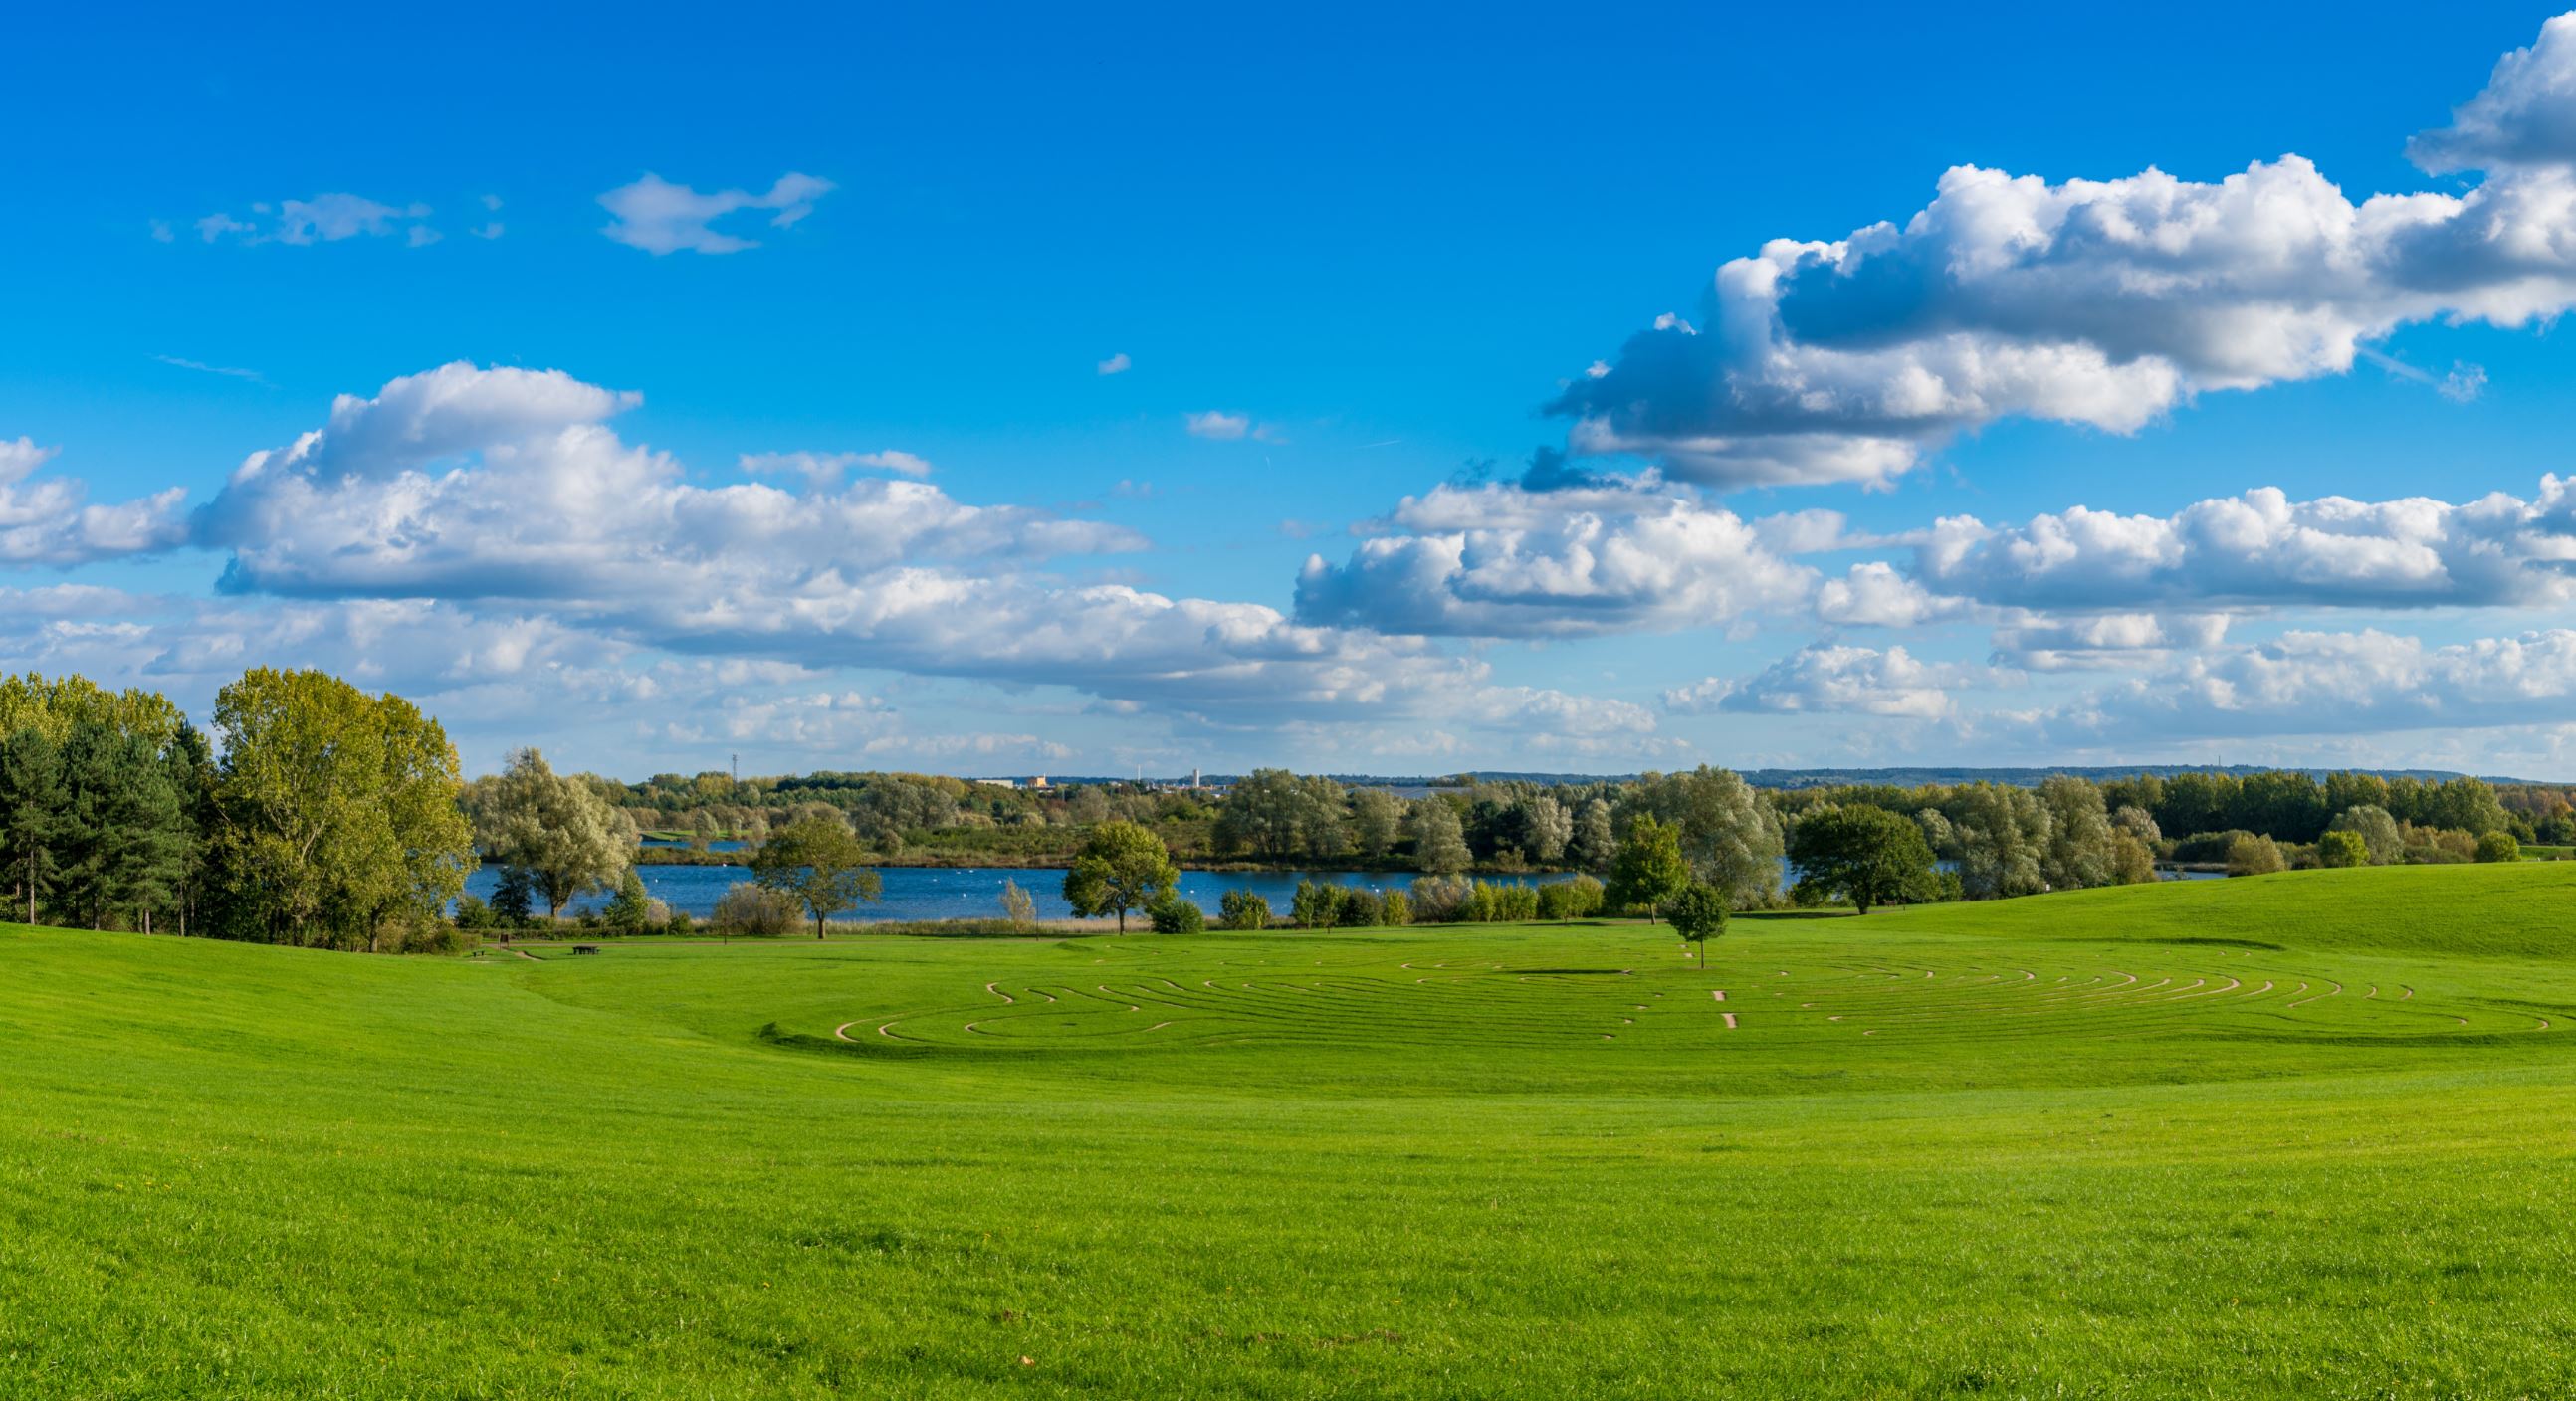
[996,764,2565,791]
[1305,764,2559,791]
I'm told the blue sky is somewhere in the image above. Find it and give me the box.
[12,4,2576,778]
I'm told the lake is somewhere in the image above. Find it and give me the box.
[462,864,1568,922]
[465,853,2226,921]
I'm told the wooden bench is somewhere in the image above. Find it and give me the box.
[570,943,603,955]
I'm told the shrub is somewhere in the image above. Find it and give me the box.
[1216,890,1271,930]
[2403,826,2478,864]
[1454,880,1541,923]
[712,882,800,938]
[398,921,472,955]
[2173,830,2256,864]
[999,878,1037,928]
[2328,805,2403,865]
[2225,834,2286,877]
[491,866,537,926]
[1334,888,1383,927]
[452,894,496,930]
[1146,891,1205,934]
[1380,889,1410,926]
[665,909,695,938]
[2318,830,2368,868]
[1408,875,1469,923]
[2475,830,2521,864]
[1290,879,1340,929]
[1538,875,1606,921]
[603,870,653,932]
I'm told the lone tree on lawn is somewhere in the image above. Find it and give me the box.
[1666,880,1728,971]
[1787,804,1937,914]
[751,816,883,939]
[1606,813,1691,922]
[1063,820,1179,932]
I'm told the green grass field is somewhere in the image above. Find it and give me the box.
[8,865,2576,1397]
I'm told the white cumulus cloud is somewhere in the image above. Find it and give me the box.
[2042,627,2576,742]
[0,437,189,568]
[1667,643,1977,719]
[1911,481,2576,612]
[1552,15,2576,489]
[1295,480,1820,638]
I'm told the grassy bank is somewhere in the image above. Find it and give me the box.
[7,864,2576,1395]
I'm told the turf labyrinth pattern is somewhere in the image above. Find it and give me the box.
[825,941,2555,1053]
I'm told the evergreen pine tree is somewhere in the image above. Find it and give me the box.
[163,723,219,936]
[57,721,187,931]
[0,728,67,926]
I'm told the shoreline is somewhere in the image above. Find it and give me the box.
[625,848,1567,877]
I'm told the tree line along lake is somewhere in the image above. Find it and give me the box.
[461,845,2226,922]
[461,857,1565,922]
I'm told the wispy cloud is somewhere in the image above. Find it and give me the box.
[597,171,834,255]
[189,194,439,248]
[739,449,934,486]
[1096,351,1132,375]
[1185,410,1285,443]
[2355,346,2487,402]
[151,354,271,387]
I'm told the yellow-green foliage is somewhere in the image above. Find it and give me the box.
[0,672,184,745]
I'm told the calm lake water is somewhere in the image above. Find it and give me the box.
[465,850,2225,921]
[462,864,1568,921]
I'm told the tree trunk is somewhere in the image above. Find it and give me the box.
[815,913,826,940]
[1118,907,1128,933]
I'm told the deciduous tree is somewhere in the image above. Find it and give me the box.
[1622,766,1783,905]
[1787,805,1935,914]
[1061,820,1178,933]
[1606,814,1691,922]
[1568,798,1615,875]
[751,817,884,938]
[473,748,630,919]
[1405,798,1472,876]
[210,668,474,951]
[1666,881,1729,970]
[2327,805,2403,865]
[1350,787,1405,860]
